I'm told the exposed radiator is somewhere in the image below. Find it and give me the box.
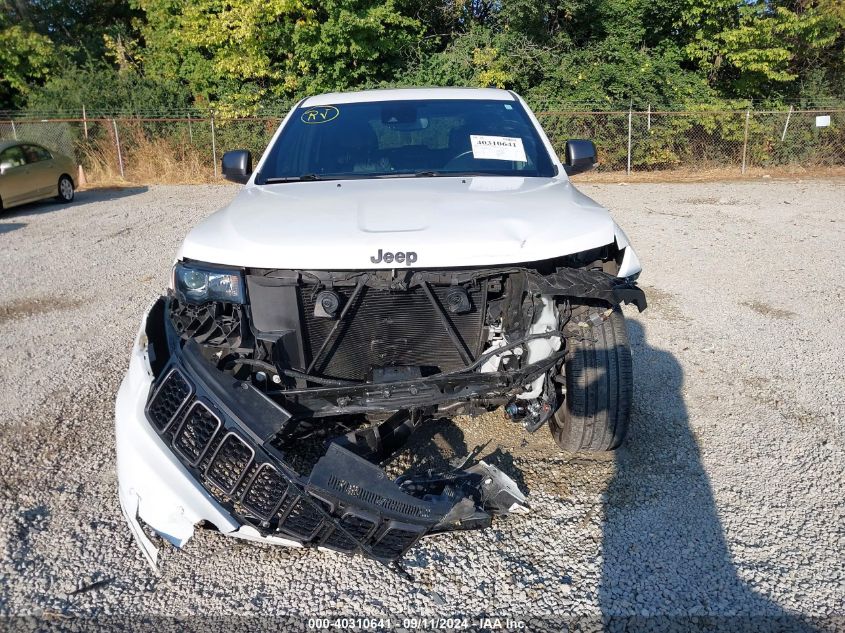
[298,284,486,381]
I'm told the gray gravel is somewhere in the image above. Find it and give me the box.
[0,180,842,627]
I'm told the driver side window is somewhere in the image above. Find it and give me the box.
[22,144,51,163]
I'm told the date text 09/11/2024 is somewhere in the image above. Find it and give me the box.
[306,618,527,630]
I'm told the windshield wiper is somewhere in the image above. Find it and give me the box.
[372,171,443,179]
[385,170,491,178]
[265,171,499,183]
[264,173,322,183]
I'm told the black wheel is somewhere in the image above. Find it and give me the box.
[56,175,74,202]
[550,303,632,451]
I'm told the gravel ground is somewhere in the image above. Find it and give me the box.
[0,180,842,630]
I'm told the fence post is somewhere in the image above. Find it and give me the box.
[187,112,193,144]
[741,109,750,175]
[10,120,17,140]
[647,104,651,131]
[82,105,88,140]
[780,105,793,142]
[626,106,633,175]
[112,118,125,179]
[210,112,218,179]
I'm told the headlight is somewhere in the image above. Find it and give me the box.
[174,262,244,304]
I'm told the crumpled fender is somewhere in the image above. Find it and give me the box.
[526,268,647,312]
[613,221,642,279]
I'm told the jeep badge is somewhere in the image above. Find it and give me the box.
[370,249,417,266]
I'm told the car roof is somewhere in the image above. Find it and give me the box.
[300,87,516,107]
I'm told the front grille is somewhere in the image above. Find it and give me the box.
[173,401,221,464]
[241,463,288,520]
[143,342,452,561]
[321,513,377,553]
[370,524,425,559]
[299,285,485,381]
[146,369,192,431]
[206,433,254,494]
[278,496,325,540]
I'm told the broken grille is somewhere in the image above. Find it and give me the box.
[321,513,378,553]
[144,360,444,561]
[370,524,425,559]
[327,474,429,519]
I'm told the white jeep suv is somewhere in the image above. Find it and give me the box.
[115,88,645,569]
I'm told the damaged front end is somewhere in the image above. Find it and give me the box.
[117,256,644,569]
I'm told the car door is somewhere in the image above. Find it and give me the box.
[21,144,57,198]
[0,145,30,206]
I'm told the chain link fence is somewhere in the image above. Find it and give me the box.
[1,108,842,184]
[536,108,845,174]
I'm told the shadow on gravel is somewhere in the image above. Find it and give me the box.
[0,222,25,234]
[599,320,820,632]
[0,186,148,218]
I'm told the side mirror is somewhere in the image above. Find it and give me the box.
[221,150,252,184]
[563,139,597,176]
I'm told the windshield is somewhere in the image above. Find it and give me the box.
[256,98,556,183]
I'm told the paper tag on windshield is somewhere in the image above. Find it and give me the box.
[470,135,527,162]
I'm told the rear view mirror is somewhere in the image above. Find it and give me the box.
[563,139,597,176]
[222,150,252,184]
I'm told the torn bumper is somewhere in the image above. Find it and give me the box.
[116,304,526,569]
[116,312,261,567]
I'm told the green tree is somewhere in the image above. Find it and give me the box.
[400,27,551,94]
[0,9,54,108]
[7,0,844,114]
[4,0,140,64]
[681,0,845,101]
[290,0,423,95]
[25,60,192,115]
[404,0,717,108]
[1,0,143,109]
[136,0,423,114]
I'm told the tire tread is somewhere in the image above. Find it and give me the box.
[550,304,632,452]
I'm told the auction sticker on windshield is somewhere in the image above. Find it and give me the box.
[470,135,527,161]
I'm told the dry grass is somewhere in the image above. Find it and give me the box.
[77,130,845,186]
[573,164,845,183]
[80,123,215,186]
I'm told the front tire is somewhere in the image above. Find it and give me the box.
[56,175,74,203]
[550,304,632,451]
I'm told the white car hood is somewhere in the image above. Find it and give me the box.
[178,176,616,269]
